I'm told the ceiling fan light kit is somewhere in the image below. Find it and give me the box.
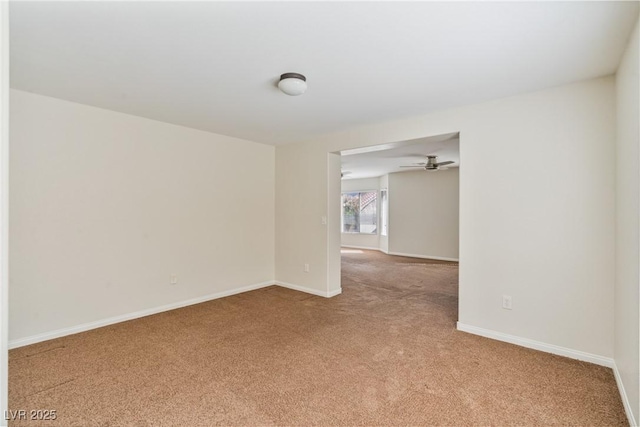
[278,73,307,96]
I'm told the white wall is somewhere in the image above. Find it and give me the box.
[388,168,459,260]
[0,2,8,424]
[276,142,328,294]
[341,177,380,193]
[615,14,639,424]
[275,76,615,359]
[9,90,275,343]
[341,177,380,249]
[327,153,342,296]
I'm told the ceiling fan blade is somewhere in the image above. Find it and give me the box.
[435,161,454,166]
[399,165,425,168]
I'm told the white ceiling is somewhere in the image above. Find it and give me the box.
[341,132,459,180]
[10,2,639,146]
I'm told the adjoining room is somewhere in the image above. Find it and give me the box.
[339,132,460,326]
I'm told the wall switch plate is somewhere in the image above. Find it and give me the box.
[321,216,327,225]
[170,274,178,285]
[304,263,310,273]
[502,295,512,310]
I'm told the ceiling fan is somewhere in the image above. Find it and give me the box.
[400,155,454,171]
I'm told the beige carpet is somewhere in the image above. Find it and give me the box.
[9,249,627,426]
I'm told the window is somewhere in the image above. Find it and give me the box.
[342,191,377,234]
[380,189,388,236]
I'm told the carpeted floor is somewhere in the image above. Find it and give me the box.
[8,249,627,426]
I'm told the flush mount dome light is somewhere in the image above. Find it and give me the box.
[278,73,307,96]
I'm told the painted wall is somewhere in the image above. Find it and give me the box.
[615,14,639,424]
[276,142,332,294]
[341,177,380,249]
[0,2,8,424]
[327,153,342,296]
[388,168,459,260]
[9,90,275,343]
[275,76,615,359]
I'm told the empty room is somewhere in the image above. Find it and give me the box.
[1,1,639,426]
[339,134,460,342]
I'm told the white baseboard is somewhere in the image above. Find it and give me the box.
[613,362,638,426]
[341,245,379,251]
[456,322,614,368]
[388,251,459,262]
[9,280,274,349]
[327,288,343,297]
[341,246,457,262]
[275,280,342,298]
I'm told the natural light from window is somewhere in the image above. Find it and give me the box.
[380,189,388,236]
[342,191,377,234]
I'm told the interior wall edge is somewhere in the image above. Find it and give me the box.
[613,363,639,427]
[275,280,342,298]
[0,0,9,423]
[613,9,640,425]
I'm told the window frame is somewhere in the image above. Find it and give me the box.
[380,189,388,237]
[341,189,379,235]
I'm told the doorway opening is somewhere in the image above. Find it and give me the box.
[336,132,460,324]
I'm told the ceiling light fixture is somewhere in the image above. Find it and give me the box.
[278,73,307,96]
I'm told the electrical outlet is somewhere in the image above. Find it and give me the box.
[502,295,512,310]
[170,274,178,285]
[304,263,310,273]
